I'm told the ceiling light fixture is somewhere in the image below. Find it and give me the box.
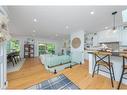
[33,30,36,32]
[112,11,117,32]
[105,27,108,29]
[33,18,37,22]
[90,11,94,15]
[55,34,58,37]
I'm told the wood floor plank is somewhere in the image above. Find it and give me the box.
[7,58,127,89]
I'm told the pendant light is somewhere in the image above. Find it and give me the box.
[112,11,117,32]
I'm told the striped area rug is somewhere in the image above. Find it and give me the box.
[28,74,80,90]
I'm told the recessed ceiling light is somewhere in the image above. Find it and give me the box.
[33,18,37,22]
[33,30,36,32]
[105,27,108,29]
[55,34,58,37]
[90,11,94,15]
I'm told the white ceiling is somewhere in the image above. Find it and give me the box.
[7,6,127,40]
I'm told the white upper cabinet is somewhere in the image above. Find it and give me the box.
[90,26,127,47]
[119,29,127,46]
[93,34,99,46]
[98,29,120,43]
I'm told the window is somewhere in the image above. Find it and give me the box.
[122,9,127,22]
[38,43,55,55]
[47,43,55,54]
[38,43,47,55]
[6,39,20,53]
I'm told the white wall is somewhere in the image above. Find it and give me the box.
[12,36,64,58]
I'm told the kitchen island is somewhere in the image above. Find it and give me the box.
[88,51,127,84]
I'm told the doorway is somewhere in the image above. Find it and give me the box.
[6,39,22,73]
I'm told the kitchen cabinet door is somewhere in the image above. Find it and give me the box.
[98,29,120,43]
[84,51,89,60]
[93,35,99,46]
[120,30,127,46]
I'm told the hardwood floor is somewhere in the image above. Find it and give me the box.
[7,58,127,89]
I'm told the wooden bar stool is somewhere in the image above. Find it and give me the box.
[92,51,115,87]
[117,54,127,89]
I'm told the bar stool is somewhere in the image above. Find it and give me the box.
[117,54,127,89]
[92,51,115,87]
